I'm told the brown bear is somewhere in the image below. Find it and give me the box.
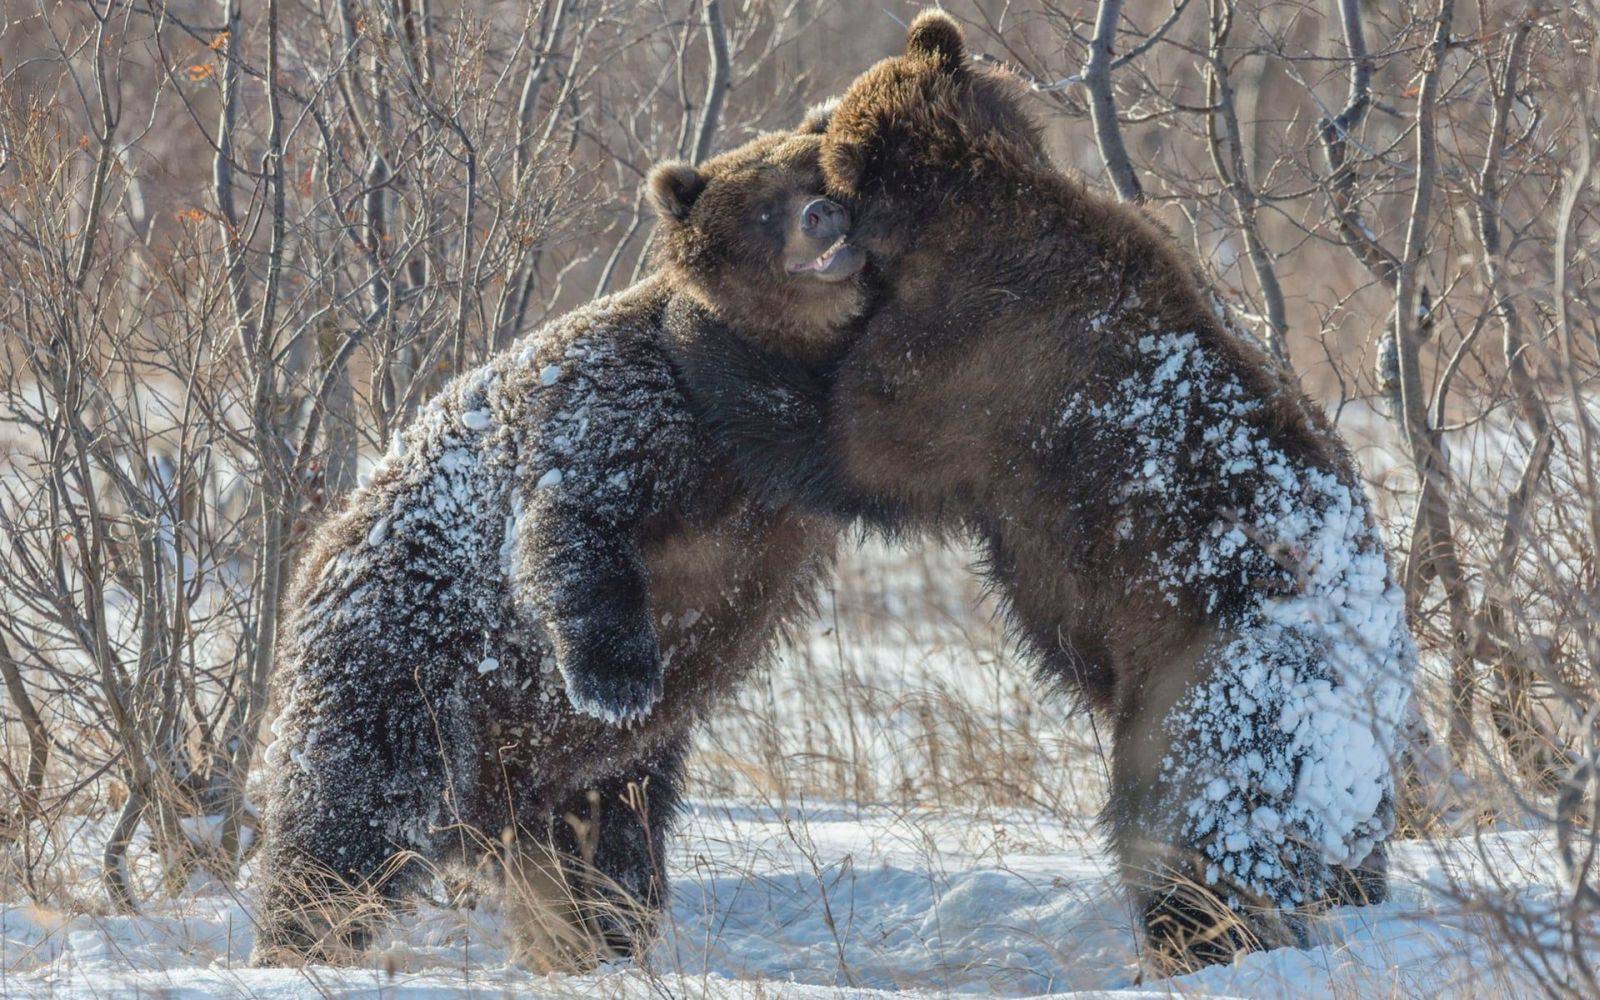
[252,124,866,969]
[692,12,1415,972]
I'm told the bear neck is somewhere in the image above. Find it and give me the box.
[668,269,860,365]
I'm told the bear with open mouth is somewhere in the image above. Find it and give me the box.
[253,120,868,970]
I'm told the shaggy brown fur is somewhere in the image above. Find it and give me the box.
[697,12,1410,973]
[253,127,864,968]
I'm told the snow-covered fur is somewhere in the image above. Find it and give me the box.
[1075,330,1410,955]
[255,123,873,967]
[253,278,835,965]
[697,12,1415,971]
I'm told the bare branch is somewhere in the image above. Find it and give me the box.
[1082,0,1144,203]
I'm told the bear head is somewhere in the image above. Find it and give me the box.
[820,10,1047,264]
[648,123,867,361]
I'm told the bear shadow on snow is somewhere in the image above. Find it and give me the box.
[692,10,1415,973]
[252,120,868,970]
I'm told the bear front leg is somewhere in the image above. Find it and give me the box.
[547,549,663,725]
[516,500,664,724]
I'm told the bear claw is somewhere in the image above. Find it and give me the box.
[557,628,665,725]
[563,668,664,725]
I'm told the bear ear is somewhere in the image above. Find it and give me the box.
[797,97,839,135]
[647,162,705,222]
[905,10,965,71]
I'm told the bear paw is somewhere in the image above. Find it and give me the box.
[559,629,664,725]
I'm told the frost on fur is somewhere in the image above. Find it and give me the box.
[509,321,698,725]
[270,286,698,796]
[1071,330,1414,908]
[257,273,841,966]
[257,284,707,961]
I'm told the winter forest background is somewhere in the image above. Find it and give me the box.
[1,0,1598,996]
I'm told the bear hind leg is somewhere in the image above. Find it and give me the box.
[253,802,431,966]
[1105,644,1310,974]
[502,738,686,970]
[1327,841,1389,907]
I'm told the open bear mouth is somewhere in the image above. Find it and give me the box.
[788,236,863,281]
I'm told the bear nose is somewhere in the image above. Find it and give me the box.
[801,198,848,240]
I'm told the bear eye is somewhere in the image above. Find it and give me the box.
[758,210,772,224]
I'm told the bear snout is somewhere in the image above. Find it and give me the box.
[801,198,849,240]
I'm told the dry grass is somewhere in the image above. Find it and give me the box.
[694,537,1108,816]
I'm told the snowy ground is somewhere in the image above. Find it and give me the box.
[0,800,1565,998]
[0,536,1582,998]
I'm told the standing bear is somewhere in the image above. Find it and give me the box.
[693,12,1415,971]
[252,123,867,970]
